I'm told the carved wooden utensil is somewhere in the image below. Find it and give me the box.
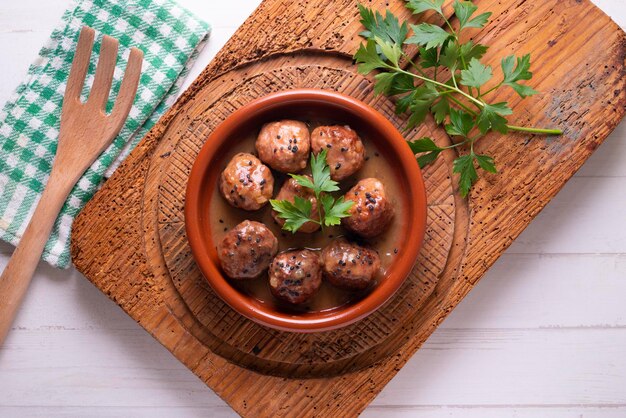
[0,26,143,344]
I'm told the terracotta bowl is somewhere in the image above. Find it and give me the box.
[185,89,427,333]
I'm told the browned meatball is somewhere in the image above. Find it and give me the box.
[271,176,320,233]
[219,153,274,211]
[321,238,381,290]
[217,220,278,279]
[256,120,310,173]
[268,250,322,304]
[311,125,365,180]
[342,178,394,238]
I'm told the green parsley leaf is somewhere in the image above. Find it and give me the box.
[458,41,488,66]
[439,42,459,70]
[417,151,441,168]
[445,108,474,137]
[358,4,409,45]
[419,47,439,68]
[404,84,440,130]
[465,11,491,28]
[388,73,415,95]
[374,36,402,66]
[476,102,512,134]
[408,137,443,168]
[307,149,339,194]
[289,174,315,190]
[373,72,399,95]
[408,137,442,153]
[405,0,445,15]
[375,72,416,97]
[502,54,532,82]
[501,54,538,98]
[475,154,497,173]
[395,92,415,115]
[431,96,451,125]
[321,195,354,226]
[270,197,313,233]
[453,0,477,29]
[354,40,388,75]
[460,58,493,88]
[453,154,478,197]
[453,0,492,30]
[406,23,453,50]
[508,82,539,98]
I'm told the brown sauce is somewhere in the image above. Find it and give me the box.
[209,120,406,313]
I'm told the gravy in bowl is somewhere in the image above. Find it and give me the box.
[209,119,406,313]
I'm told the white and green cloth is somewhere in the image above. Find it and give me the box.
[0,0,210,267]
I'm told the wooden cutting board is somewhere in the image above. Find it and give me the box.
[70,0,625,416]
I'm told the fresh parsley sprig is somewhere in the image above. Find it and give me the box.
[270,150,354,233]
[354,1,563,197]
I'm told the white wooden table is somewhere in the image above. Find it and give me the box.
[0,1,624,417]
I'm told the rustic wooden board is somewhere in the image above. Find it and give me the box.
[70,0,626,416]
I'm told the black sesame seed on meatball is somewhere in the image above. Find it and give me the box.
[219,153,274,211]
[311,125,365,181]
[217,220,278,279]
[269,249,322,304]
[271,176,320,233]
[321,238,381,290]
[342,178,394,238]
[256,120,311,173]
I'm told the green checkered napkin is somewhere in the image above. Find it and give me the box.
[0,0,210,267]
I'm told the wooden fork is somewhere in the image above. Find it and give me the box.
[0,27,143,344]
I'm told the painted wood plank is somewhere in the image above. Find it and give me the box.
[364,407,626,418]
[373,328,626,406]
[2,328,626,408]
[507,176,626,254]
[442,253,626,329]
[0,407,237,418]
[3,406,626,418]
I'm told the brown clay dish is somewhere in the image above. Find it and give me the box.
[185,89,427,332]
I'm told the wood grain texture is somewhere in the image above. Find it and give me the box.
[69,0,626,416]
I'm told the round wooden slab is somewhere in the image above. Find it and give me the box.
[150,53,455,377]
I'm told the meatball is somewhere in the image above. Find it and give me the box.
[342,178,394,238]
[217,220,278,279]
[219,153,274,211]
[271,176,320,233]
[268,249,322,304]
[256,120,310,173]
[311,125,365,180]
[321,238,381,290]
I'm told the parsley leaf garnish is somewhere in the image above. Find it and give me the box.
[406,23,453,49]
[460,58,492,88]
[271,150,354,233]
[270,196,313,233]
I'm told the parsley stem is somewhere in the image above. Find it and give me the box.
[401,52,427,77]
[506,125,563,135]
[390,64,487,108]
[315,191,325,233]
[482,82,503,96]
[443,140,468,149]
[384,64,564,137]
[446,94,477,115]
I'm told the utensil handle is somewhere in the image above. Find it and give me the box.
[0,172,72,345]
